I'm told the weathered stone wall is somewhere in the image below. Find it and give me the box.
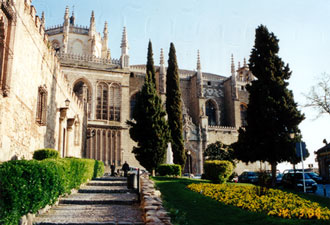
[0,1,84,161]
[207,127,238,145]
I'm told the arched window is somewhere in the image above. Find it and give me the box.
[73,80,91,119]
[240,104,248,127]
[130,93,137,119]
[206,100,216,126]
[109,84,121,121]
[96,83,108,120]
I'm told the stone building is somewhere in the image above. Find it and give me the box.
[43,6,262,174]
[0,0,266,174]
[0,0,85,161]
[315,143,330,181]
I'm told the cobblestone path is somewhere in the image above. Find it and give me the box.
[33,176,144,225]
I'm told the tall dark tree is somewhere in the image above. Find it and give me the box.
[146,40,156,86]
[127,42,170,173]
[166,43,185,167]
[232,25,305,185]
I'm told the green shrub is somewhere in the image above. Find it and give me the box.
[203,160,233,183]
[157,164,181,176]
[0,158,104,225]
[33,148,60,160]
[93,160,105,178]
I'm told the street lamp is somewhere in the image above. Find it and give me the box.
[289,132,306,193]
[187,150,191,175]
[65,99,70,107]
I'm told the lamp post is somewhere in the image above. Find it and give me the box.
[290,132,306,193]
[187,150,191,175]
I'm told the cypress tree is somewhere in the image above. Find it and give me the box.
[166,43,185,167]
[232,25,304,185]
[127,42,170,173]
[147,40,156,86]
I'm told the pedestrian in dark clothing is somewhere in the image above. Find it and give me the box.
[122,161,129,177]
[110,163,115,176]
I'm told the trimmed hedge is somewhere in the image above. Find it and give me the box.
[33,148,60,160]
[204,160,233,183]
[0,158,104,225]
[157,164,181,176]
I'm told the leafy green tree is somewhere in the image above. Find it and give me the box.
[166,43,185,167]
[147,40,156,86]
[127,42,170,173]
[204,141,235,165]
[232,25,305,185]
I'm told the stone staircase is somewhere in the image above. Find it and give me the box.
[33,176,144,225]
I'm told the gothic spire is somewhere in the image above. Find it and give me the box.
[70,6,75,26]
[41,11,45,25]
[64,6,69,26]
[197,50,201,71]
[160,48,164,65]
[121,27,128,49]
[90,10,95,23]
[159,48,166,94]
[64,6,69,20]
[231,54,235,75]
[101,21,109,59]
[120,27,129,69]
[103,21,108,37]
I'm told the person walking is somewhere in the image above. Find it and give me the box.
[110,162,116,176]
[122,161,129,177]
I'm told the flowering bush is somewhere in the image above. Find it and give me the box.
[187,183,330,220]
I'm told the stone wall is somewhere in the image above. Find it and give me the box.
[0,0,84,161]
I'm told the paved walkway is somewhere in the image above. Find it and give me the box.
[33,176,144,225]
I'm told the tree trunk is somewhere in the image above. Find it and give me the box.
[152,169,155,177]
[271,162,277,187]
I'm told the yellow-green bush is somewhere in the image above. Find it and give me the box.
[203,160,233,183]
[0,158,104,225]
[187,183,330,220]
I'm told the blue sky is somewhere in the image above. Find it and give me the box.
[33,0,330,171]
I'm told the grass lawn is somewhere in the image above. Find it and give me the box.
[152,177,330,225]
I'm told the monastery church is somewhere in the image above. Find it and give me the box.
[0,0,262,174]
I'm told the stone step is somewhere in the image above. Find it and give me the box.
[78,185,135,194]
[87,181,127,186]
[93,177,127,181]
[59,193,138,205]
[33,204,144,225]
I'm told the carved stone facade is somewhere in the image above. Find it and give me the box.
[0,1,267,174]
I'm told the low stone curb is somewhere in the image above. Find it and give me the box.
[139,175,172,225]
